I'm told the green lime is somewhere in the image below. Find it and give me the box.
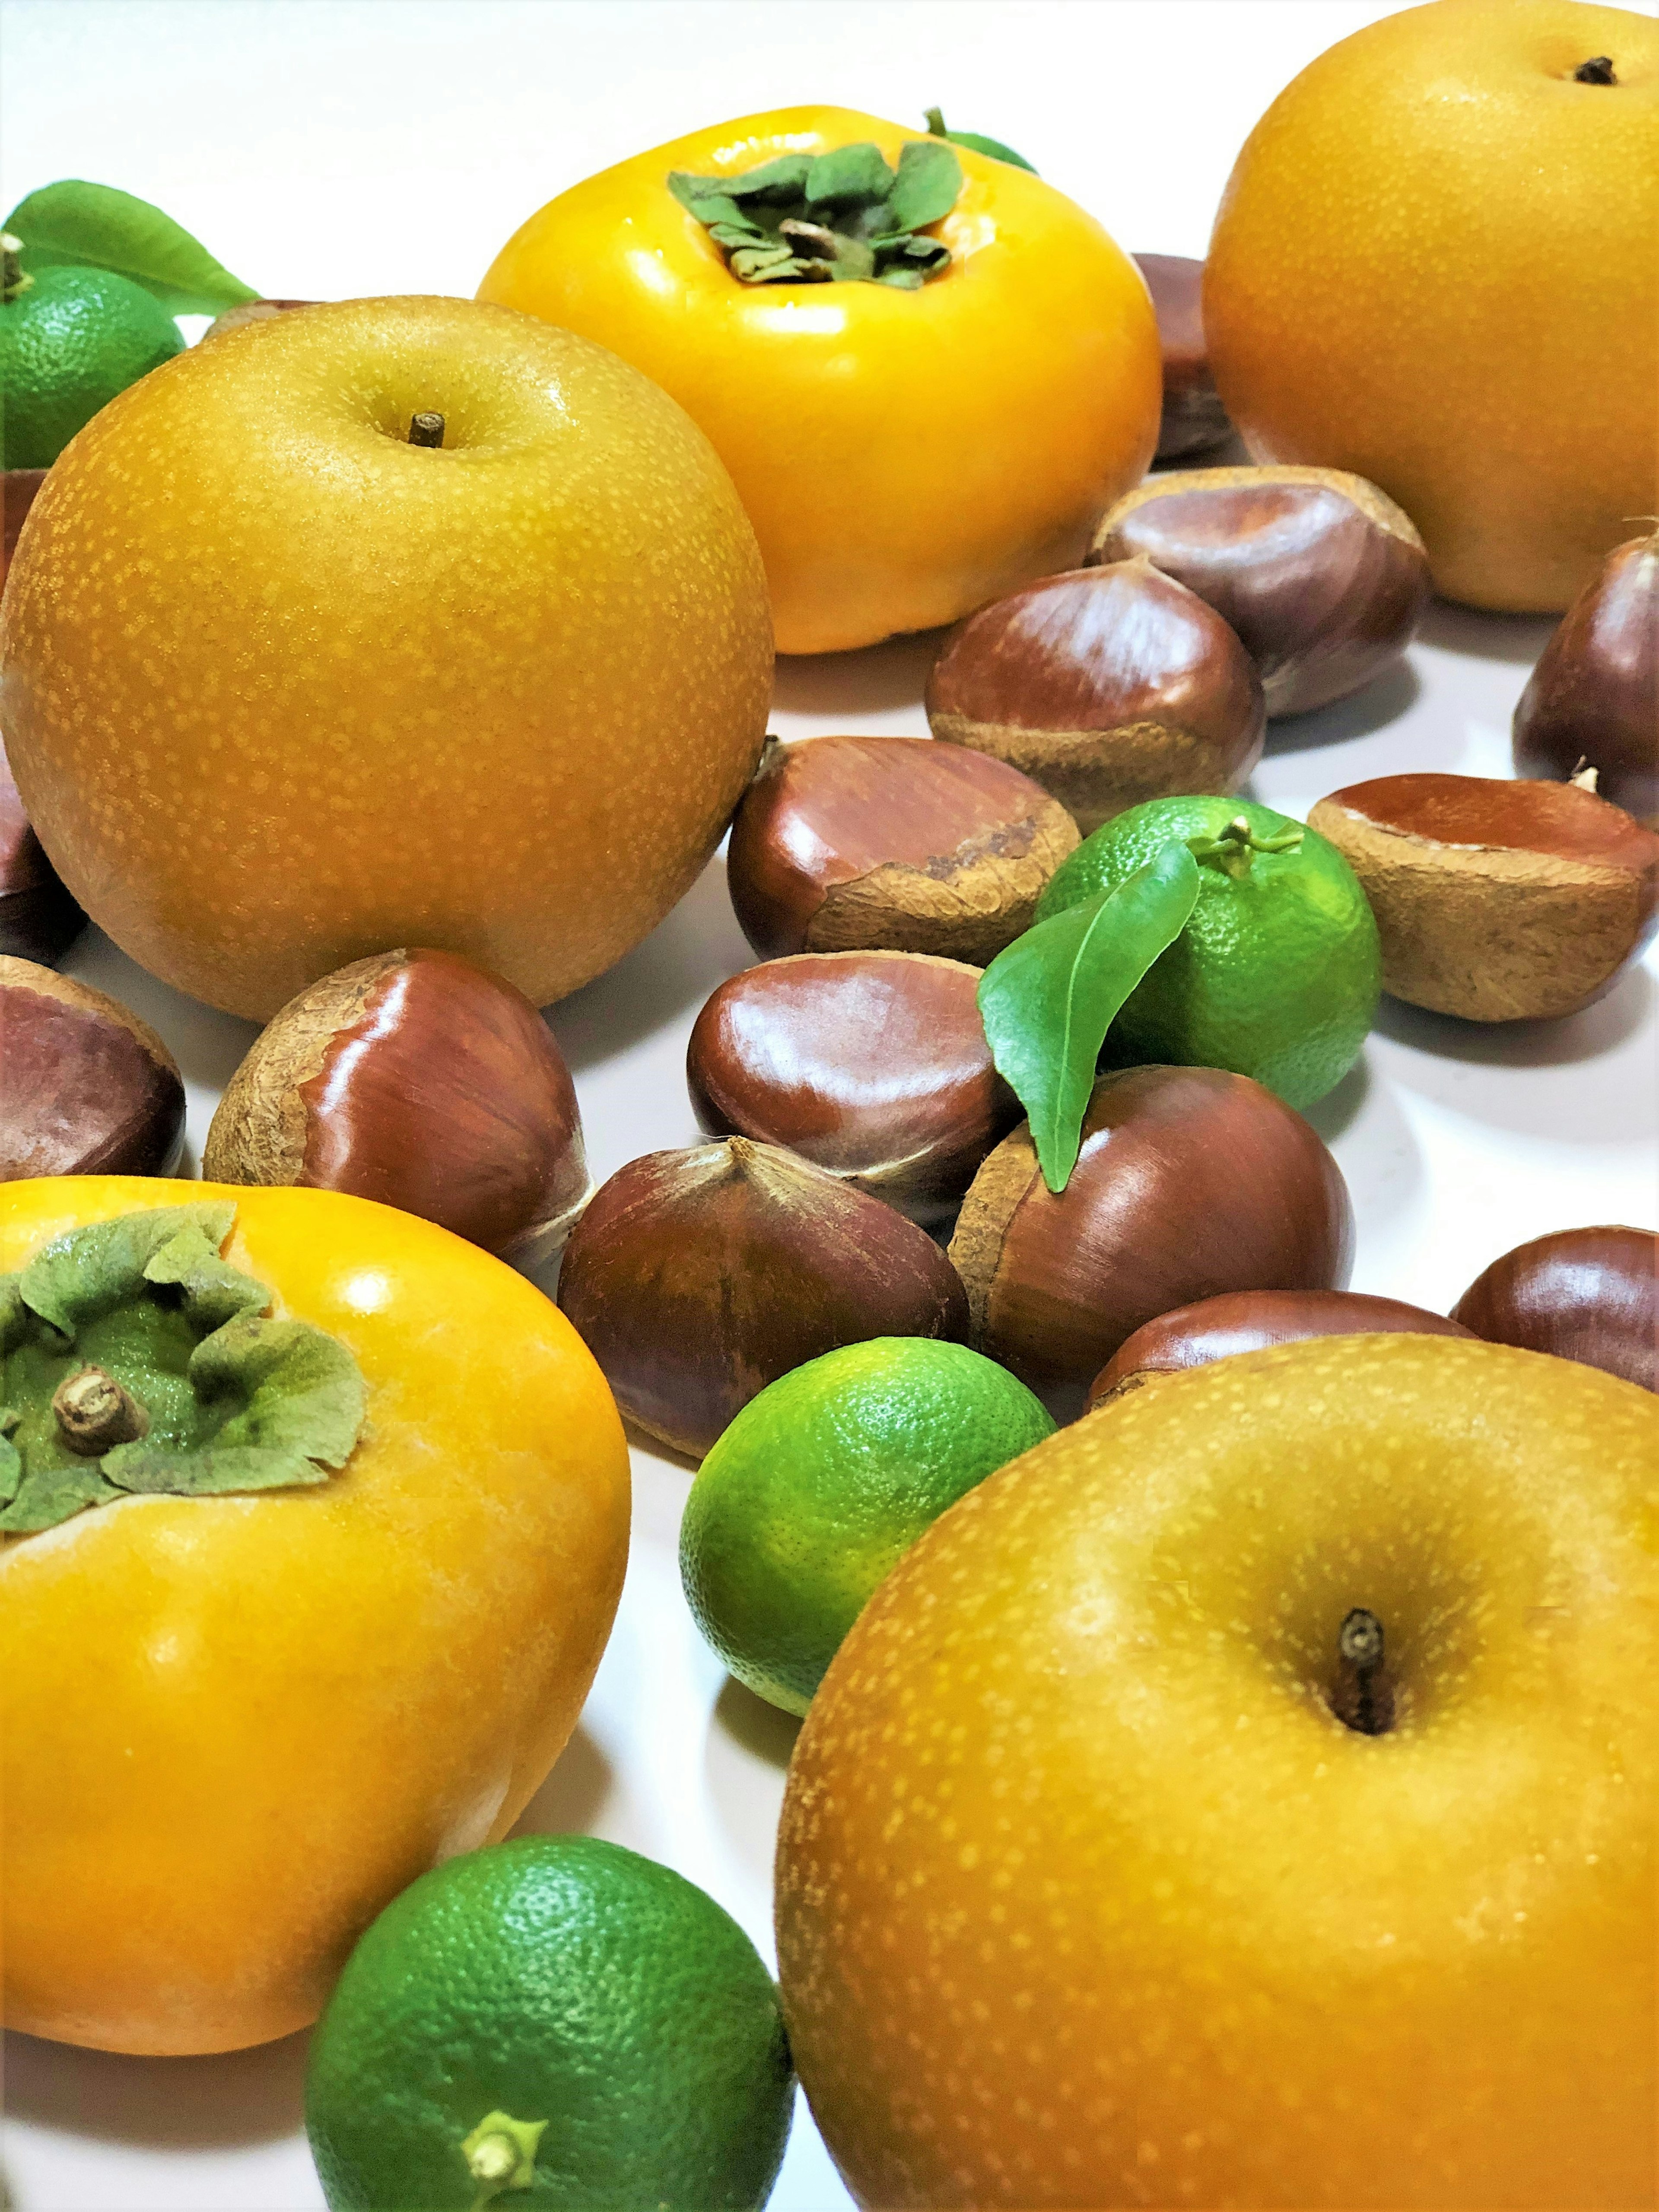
[681,1337,1055,1716]
[1035,794,1380,1109]
[305,1835,794,2212]
[0,262,183,469]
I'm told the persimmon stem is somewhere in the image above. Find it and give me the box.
[52,1366,149,1456]
[1332,1606,1394,1735]
[1574,55,1616,83]
[409,411,445,448]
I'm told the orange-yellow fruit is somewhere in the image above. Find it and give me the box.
[777,1333,1658,2210]
[480,108,1161,655]
[0,1176,629,2055]
[0,297,772,1019]
[1205,0,1659,612]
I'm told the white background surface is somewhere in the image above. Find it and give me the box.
[2,4,1655,2209]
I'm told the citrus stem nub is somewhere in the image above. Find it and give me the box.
[461,2110,547,2206]
[1574,54,1616,83]
[409,411,445,448]
[1187,817,1304,879]
[1,232,34,304]
[51,1366,149,1456]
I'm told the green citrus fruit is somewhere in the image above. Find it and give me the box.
[1035,793,1380,1108]
[304,1835,794,2212]
[0,264,183,470]
[681,1337,1055,1716]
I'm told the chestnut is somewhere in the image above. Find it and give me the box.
[556,1138,969,1458]
[1452,1225,1656,1392]
[1,747,83,963]
[1131,254,1234,462]
[947,1064,1352,1402]
[1,956,184,1178]
[1087,465,1431,717]
[2,467,48,590]
[1306,772,1659,1021]
[203,947,588,1266]
[725,734,1077,967]
[1085,1287,1473,1410]
[925,559,1265,835]
[1513,531,1658,826]
[687,950,1019,1227]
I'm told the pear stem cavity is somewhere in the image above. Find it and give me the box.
[408,411,445,448]
[1332,1605,1394,1736]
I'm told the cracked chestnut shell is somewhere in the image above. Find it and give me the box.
[1085,1287,1472,1409]
[1452,1225,1656,1392]
[1132,253,1235,462]
[1087,465,1430,716]
[925,559,1265,835]
[686,950,1018,1227]
[948,1065,1352,1402]
[1307,772,1659,1021]
[1513,533,1658,826]
[556,1138,970,1458]
[1,956,184,1178]
[203,947,588,1266]
[2,747,83,963]
[726,735,1077,967]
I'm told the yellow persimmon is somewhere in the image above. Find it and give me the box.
[0,1177,629,2056]
[480,108,1161,653]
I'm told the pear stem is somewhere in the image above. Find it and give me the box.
[408,411,445,448]
[1574,55,1616,83]
[1332,1606,1394,1735]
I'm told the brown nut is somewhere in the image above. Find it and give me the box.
[1131,254,1234,462]
[203,947,588,1266]
[1452,1225,1656,1392]
[556,1137,970,1459]
[1,956,184,1178]
[2,467,49,591]
[2,747,83,963]
[1513,532,1658,826]
[925,559,1265,834]
[1084,1287,1473,1410]
[948,1065,1352,1402]
[1307,772,1659,1022]
[686,950,1018,1227]
[726,735,1077,966]
[1087,465,1430,716]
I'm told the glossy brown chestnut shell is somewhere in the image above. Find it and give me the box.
[1,746,83,963]
[1131,253,1234,462]
[687,950,1018,1227]
[1,956,184,1178]
[1085,1287,1473,1409]
[1452,1225,1656,1392]
[556,1137,970,1458]
[1087,465,1430,716]
[203,947,588,1266]
[925,559,1265,834]
[1307,772,1659,1021]
[726,735,1077,966]
[947,1065,1352,1402]
[1513,533,1658,826]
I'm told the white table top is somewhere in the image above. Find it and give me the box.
[3,5,1653,2208]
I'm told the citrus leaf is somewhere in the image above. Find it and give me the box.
[2,181,257,316]
[885,139,963,233]
[978,840,1201,1193]
[922,108,1037,173]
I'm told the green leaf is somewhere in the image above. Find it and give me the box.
[922,108,1038,173]
[19,1203,238,1338]
[804,143,894,210]
[885,140,963,234]
[978,841,1201,1193]
[718,155,812,204]
[3,181,257,316]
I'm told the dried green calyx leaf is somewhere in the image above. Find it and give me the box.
[977,841,1202,1194]
[0,1204,366,1535]
[667,139,962,288]
[1,180,258,316]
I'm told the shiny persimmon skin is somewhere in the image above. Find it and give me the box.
[1205,1,1659,613]
[479,109,1162,654]
[777,1335,1658,2209]
[0,1178,629,2055]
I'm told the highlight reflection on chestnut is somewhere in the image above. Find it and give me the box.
[687,950,1019,1228]
[1086,1287,1472,1409]
[1453,1225,1657,1393]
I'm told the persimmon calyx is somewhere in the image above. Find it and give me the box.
[667,139,961,289]
[0,1202,366,1535]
